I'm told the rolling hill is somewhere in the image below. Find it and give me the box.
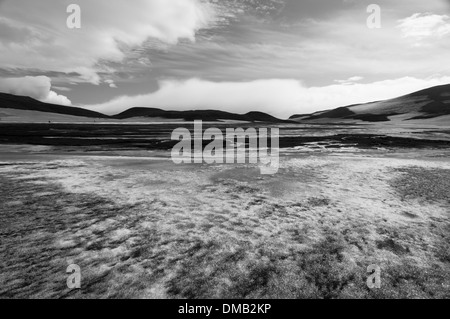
[3,83,450,124]
[113,107,284,122]
[0,92,110,119]
[0,92,286,123]
[290,84,450,123]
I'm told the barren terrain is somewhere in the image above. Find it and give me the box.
[1,125,449,298]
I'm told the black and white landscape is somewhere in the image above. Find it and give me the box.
[0,0,449,300]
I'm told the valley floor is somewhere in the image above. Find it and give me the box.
[0,144,449,299]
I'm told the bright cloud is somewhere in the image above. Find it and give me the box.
[335,76,364,85]
[105,80,118,89]
[0,0,215,84]
[397,13,450,44]
[85,76,450,118]
[0,76,72,105]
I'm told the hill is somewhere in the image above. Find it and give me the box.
[290,84,450,123]
[0,92,110,119]
[113,107,285,122]
[0,92,286,123]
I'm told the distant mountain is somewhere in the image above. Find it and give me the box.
[0,92,286,123]
[0,92,110,119]
[113,107,285,122]
[290,84,450,123]
[4,83,450,125]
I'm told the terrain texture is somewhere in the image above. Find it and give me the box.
[0,123,449,299]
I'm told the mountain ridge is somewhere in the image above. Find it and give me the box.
[113,107,286,122]
[290,84,450,123]
[0,92,286,123]
[2,83,450,124]
[0,92,109,119]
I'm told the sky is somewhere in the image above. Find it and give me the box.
[0,0,449,118]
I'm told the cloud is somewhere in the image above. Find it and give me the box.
[0,0,215,83]
[347,76,364,82]
[335,76,364,85]
[0,76,72,105]
[397,13,450,44]
[85,76,450,118]
[105,79,118,88]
